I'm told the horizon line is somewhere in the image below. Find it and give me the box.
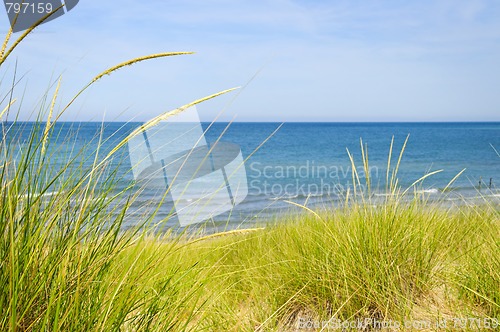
[3,120,500,124]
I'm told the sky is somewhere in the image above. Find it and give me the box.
[1,0,499,122]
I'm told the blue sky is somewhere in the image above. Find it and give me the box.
[1,0,500,122]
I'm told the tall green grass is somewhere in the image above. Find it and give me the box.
[1,21,499,331]
[0,21,228,331]
[75,192,496,331]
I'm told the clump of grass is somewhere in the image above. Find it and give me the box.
[101,194,497,331]
[457,207,500,318]
[0,23,233,330]
[0,117,209,330]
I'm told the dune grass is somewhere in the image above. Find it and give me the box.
[108,198,497,331]
[1,22,499,331]
[1,117,498,331]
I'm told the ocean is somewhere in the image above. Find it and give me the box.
[3,122,499,232]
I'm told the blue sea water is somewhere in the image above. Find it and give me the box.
[3,122,499,231]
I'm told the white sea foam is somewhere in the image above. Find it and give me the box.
[415,188,440,194]
[374,193,396,197]
[19,191,58,199]
[268,192,333,201]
